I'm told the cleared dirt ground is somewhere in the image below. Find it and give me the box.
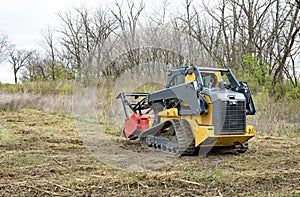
[0,108,299,196]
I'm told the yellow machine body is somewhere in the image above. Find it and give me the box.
[118,66,256,154]
[157,69,256,148]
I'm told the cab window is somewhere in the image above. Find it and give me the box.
[170,74,185,87]
[202,73,217,88]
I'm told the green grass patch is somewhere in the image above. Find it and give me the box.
[0,128,19,145]
[0,153,43,166]
[68,144,86,149]
[0,80,74,95]
[261,150,280,156]
[102,124,122,137]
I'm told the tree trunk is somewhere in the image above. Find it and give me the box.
[14,68,18,84]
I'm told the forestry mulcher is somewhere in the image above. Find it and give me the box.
[117,67,256,155]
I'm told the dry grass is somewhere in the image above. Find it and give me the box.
[0,107,299,196]
[0,93,72,114]
[1,88,299,137]
[249,93,300,136]
[0,86,300,196]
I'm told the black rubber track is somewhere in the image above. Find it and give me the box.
[140,119,195,156]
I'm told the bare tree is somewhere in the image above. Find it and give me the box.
[56,49,77,78]
[58,7,116,80]
[58,10,83,78]
[8,48,33,84]
[24,51,48,81]
[184,0,276,68]
[109,0,145,72]
[269,0,300,87]
[111,0,145,47]
[0,32,9,63]
[34,0,299,91]
[175,0,299,92]
[82,8,117,78]
[42,27,57,80]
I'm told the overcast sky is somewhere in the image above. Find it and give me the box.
[0,0,112,49]
[0,0,179,83]
[0,0,113,83]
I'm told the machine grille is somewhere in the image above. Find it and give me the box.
[218,100,246,134]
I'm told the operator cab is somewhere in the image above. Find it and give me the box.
[166,66,224,90]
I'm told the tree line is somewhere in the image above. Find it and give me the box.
[0,0,299,97]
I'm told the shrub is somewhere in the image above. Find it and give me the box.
[55,82,73,95]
